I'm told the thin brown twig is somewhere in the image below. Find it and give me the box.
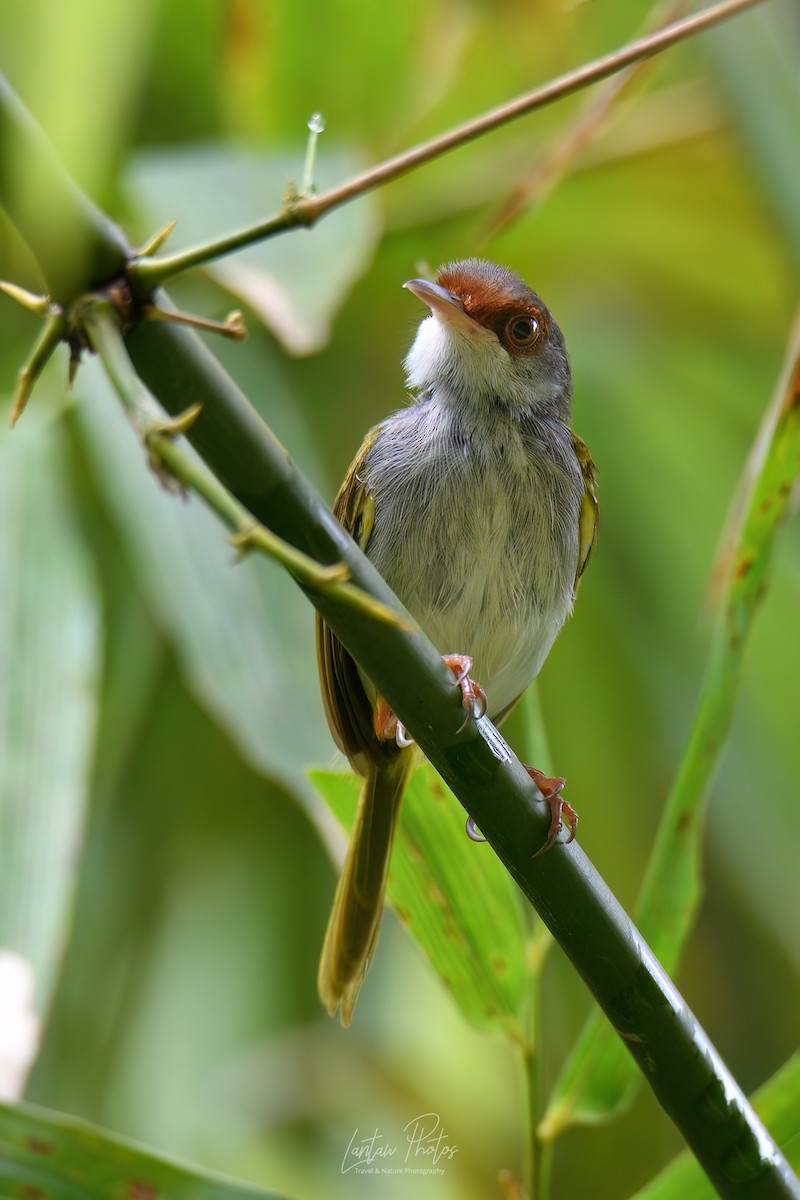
[479,0,692,244]
[128,0,766,294]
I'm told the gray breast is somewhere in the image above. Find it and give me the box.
[362,398,583,716]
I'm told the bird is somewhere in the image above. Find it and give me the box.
[316,257,598,1025]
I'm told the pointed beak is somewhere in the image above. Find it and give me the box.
[403,278,478,332]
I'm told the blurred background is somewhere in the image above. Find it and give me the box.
[0,1,798,1197]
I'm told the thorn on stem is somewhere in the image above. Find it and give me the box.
[153,402,204,439]
[8,313,67,426]
[9,369,33,428]
[67,346,81,390]
[0,281,57,317]
[139,404,204,495]
[315,562,350,584]
[144,303,247,341]
[136,220,178,258]
[230,523,260,561]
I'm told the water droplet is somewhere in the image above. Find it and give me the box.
[307,112,325,134]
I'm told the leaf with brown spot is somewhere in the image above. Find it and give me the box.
[23,1138,55,1156]
[0,1100,289,1199]
[126,1181,159,1200]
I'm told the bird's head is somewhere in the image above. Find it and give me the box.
[403,258,571,421]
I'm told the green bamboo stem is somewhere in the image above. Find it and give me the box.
[83,304,408,632]
[1,69,798,1200]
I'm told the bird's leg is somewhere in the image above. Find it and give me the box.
[526,767,578,858]
[372,653,487,750]
[372,697,414,748]
[465,768,577,851]
[442,653,488,729]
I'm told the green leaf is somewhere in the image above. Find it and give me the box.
[542,323,800,1135]
[310,763,529,1038]
[74,358,329,805]
[0,415,100,1094]
[625,1053,800,1200]
[0,1100,293,1199]
[126,142,381,354]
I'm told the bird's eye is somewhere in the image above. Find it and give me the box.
[505,314,540,349]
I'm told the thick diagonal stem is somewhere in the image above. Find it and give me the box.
[0,63,796,1200]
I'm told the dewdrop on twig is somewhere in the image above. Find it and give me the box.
[302,112,326,195]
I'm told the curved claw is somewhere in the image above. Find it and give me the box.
[456,687,488,733]
[444,653,488,733]
[465,816,486,843]
[395,721,415,749]
[372,651,488,746]
[456,707,472,734]
[526,767,578,859]
[531,832,559,860]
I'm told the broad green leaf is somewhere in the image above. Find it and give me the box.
[625,1054,800,1200]
[126,143,381,354]
[0,1100,292,1199]
[0,414,100,1097]
[75,358,329,806]
[310,764,529,1038]
[542,324,800,1134]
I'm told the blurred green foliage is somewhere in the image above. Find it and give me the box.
[0,1,798,1198]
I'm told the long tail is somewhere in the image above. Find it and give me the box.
[318,753,411,1026]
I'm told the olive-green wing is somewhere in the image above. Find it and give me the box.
[571,432,599,592]
[316,429,389,774]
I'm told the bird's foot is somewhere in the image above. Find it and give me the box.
[526,767,578,858]
[372,653,487,750]
[373,697,415,749]
[442,653,488,730]
[465,768,577,851]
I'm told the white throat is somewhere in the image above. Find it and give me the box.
[404,315,531,410]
